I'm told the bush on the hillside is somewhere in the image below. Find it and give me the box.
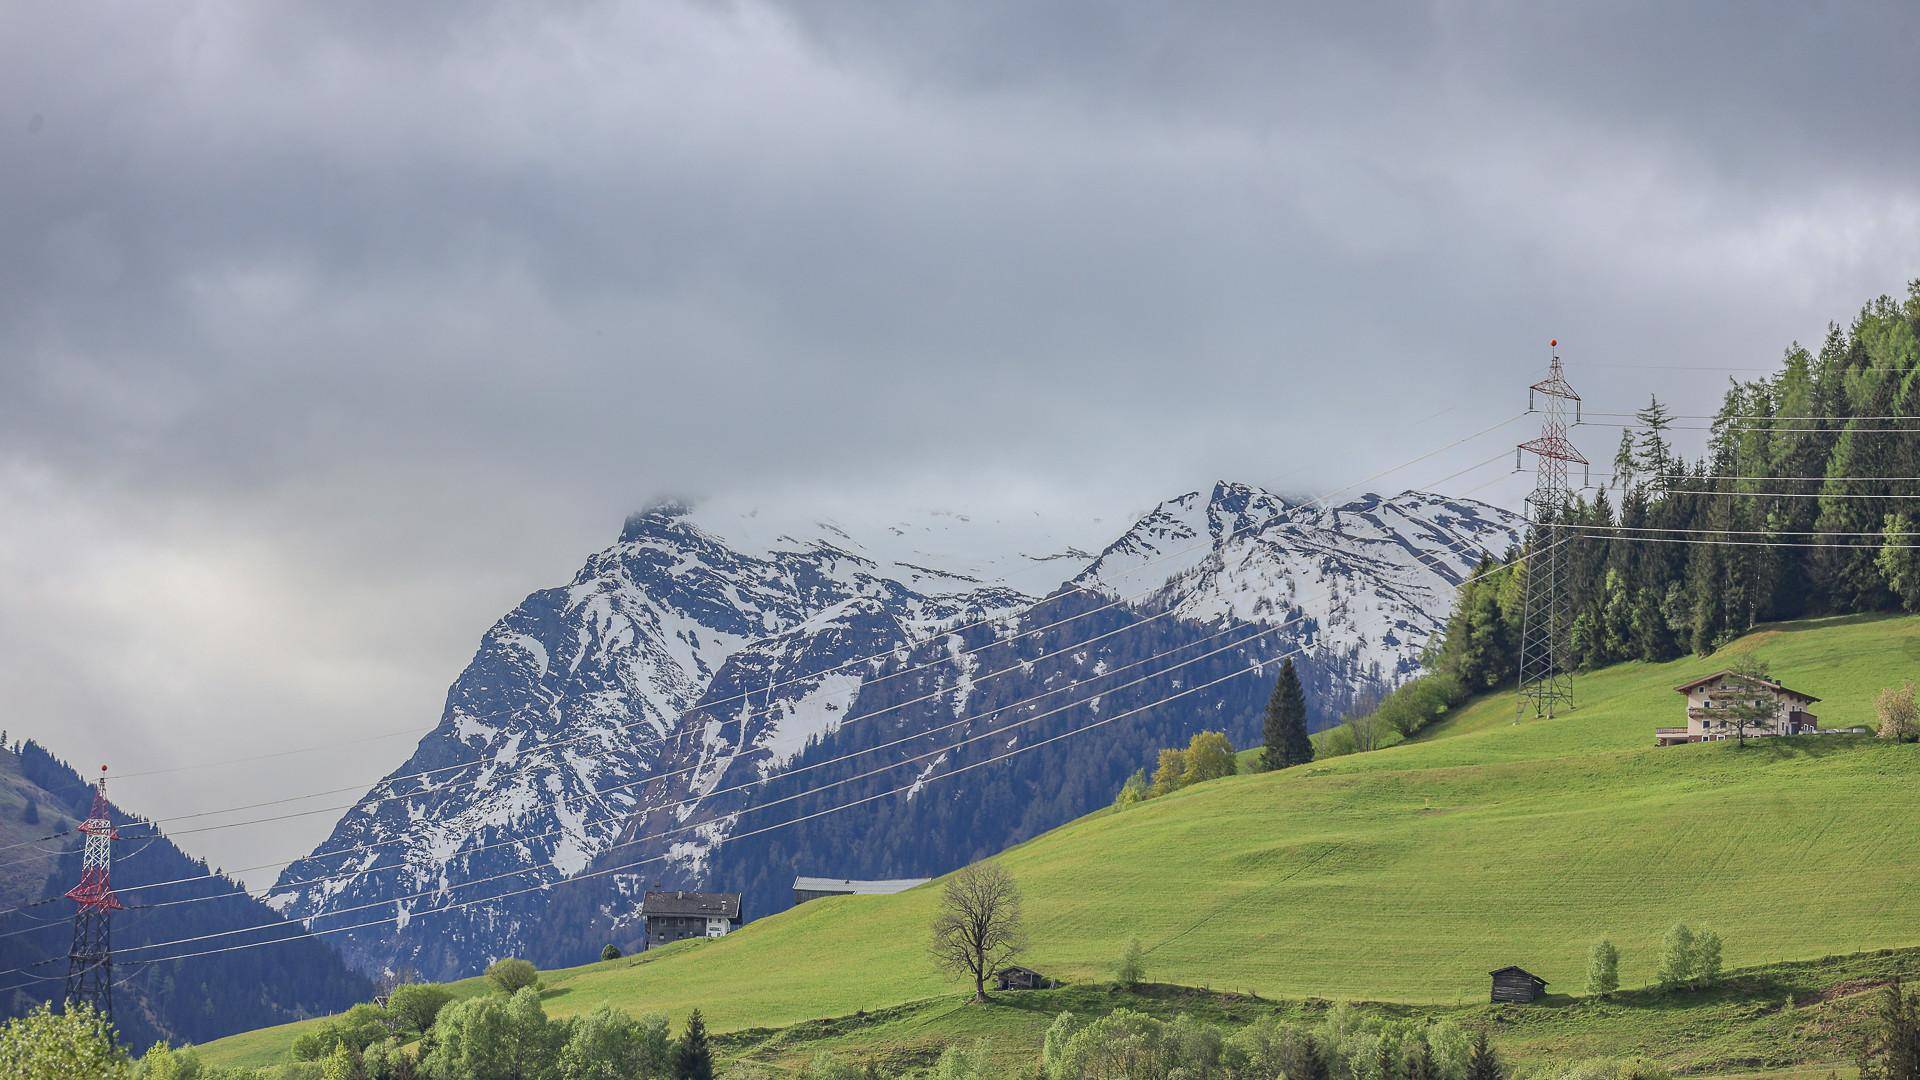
[317,1044,360,1080]
[1124,732,1239,806]
[1111,769,1149,810]
[1692,929,1722,987]
[1115,937,1146,988]
[358,1038,412,1080]
[1656,924,1695,988]
[1041,1012,1081,1077]
[1037,1005,1485,1080]
[424,987,559,1080]
[291,1004,389,1062]
[1318,723,1359,758]
[926,1039,993,1080]
[21,797,38,824]
[1586,939,1620,996]
[1049,1009,1175,1079]
[1148,747,1188,797]
[1182,731,1236,785]
[1656,924,1721,991]
[0,1005,132,1080]
[558,1006,668,1080]
[600,943,622,962]
[1376,672,1468,740]
[386,983,454,1035]
[1878,680,1920,742]
[485,957,541,994]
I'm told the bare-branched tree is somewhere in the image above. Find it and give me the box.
[929,861,1027,1002]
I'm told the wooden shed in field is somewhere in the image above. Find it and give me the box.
[994,965,1057,991]
[1489,966,1548,1004]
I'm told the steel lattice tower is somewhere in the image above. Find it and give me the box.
[1515,341,1587,721]
[64,765,121,1021]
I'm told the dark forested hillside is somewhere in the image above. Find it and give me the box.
[1440,283,1920,686]
[527,590,1329,953]
[0,740,371,1051]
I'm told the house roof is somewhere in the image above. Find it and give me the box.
[996,965,1045,978]
[1488,966,1548,984]
[642,890,740,918]
[793,876,931,895]
[1673,670,1820,703]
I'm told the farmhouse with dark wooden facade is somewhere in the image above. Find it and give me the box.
[640,890,742,950]
[1489,966,1548,1004]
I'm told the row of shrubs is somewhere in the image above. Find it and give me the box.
[728,1003,1677,1080]
[1112,730,1238,808]
[0,954,716,1080]
[1318,672,1467,759]
[1585,925,1724,997]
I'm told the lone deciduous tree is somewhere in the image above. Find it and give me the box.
[930,861,1027,1003]
[1719,655,1777,749]
[1586,939,1620,996]
[1878,680,1920,743]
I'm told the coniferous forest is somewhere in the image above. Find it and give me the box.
[1438,284,1920,692]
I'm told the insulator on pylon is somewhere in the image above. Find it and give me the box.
[1528,388,1536,412]
[1515,448,1522,472]
[1575,400,1583,424]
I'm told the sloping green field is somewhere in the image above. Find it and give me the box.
[204,614,1920,1069]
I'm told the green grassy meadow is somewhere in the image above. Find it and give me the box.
[202,613,1920,1071]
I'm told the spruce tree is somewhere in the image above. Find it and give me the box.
[1464,1029,1505,1080]
[673,1009,713,1080]
[1260,658,1313,770]
[1858,978,1920,1080]
[1403,1038,1437,1080]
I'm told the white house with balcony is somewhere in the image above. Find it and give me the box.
[1656,670,1820,746]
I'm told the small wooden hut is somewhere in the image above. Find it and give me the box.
[1489,966,1548,1004]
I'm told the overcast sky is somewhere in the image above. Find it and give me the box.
[3,1,1917,883]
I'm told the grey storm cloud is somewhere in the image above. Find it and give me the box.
[0,0,1915,877]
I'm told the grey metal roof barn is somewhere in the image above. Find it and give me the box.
[792,876,931,904]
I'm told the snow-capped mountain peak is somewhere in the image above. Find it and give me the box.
[270,485,1519,979]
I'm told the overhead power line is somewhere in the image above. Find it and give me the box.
[15,411,1528,870]
[0,646,1302,988]
[40,516,1543,923]
[0,536,1559,984]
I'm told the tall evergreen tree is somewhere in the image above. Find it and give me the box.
[1260,659,1313,771]
[672,1009,713,1080]
[1634,395,1676,490]
[1464,1029,1505,1080]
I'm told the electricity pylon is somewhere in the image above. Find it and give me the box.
[64,765,121,1022]
[1515,341,1586,721]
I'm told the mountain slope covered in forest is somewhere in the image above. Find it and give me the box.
[0,741,371,1052]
